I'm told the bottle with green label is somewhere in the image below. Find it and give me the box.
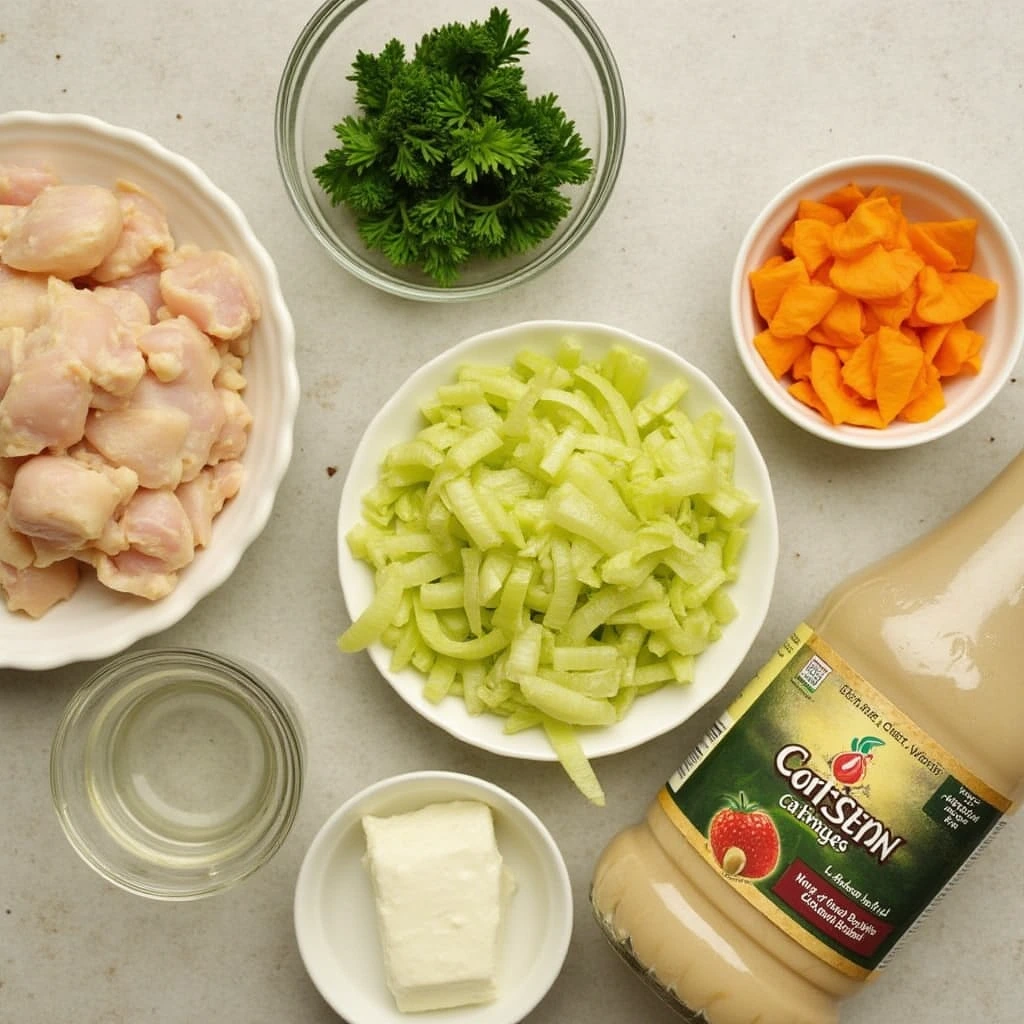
[591,449,1024,1024]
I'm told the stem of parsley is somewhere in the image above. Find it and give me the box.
[312,6,594,287]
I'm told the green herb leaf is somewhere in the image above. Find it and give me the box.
[449,117,537,183]
[312,6,594,285]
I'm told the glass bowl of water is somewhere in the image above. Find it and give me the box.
[50,648,304,900]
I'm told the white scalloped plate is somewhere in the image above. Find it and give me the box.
[0,111,299,669]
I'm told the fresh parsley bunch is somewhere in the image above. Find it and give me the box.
[313,7,594,286]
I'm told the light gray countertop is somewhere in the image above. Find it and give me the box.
[2,2,1022,1022]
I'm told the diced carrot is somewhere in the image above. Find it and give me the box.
[829,245,923,301]
[753,330,811,379]
[791,344,813,381]
[915,267,998,324]
[770,282,839,337]
[875,327,925,424]
[840,331,879,400]
[821,183,866,217]
[868,277,919,329]
[830,196,903,258]
[898,363,946,422]
[818,292,864,346]
[920,322,952,363]
[792,218,834,276]
[860,305,882,334]
[810,262,835,286]
[907,223,956,272]
[749,257,809,320]
[865,185,900,211]
[909,219,977,270]
[788,379,836,423]
[809,345,886,427]
[905,358,932,405]
[747,183,998,430]
[933,322,985,376]
[796,199,846,226]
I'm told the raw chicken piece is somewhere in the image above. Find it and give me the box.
[84,402,192,490]
[0,558,78,618]
[2,183,123,279]
[94,548,180,601]
[176,460,243,548]
[91,181,174,284]
[0,456,26,488]
[0,327,20,398]
[102,264,164,322]
[94,487,196,600]
[0,340,92,457]
[0,483,34,570]
[159,249,261,344]
[45,277,145,399]
[91,283,152,334]
[0,266,49,331]
[0,206,23,242]
[6,453,137,555]
[117,488,195,570]
[85,316,225,488]
[24,449,130,566]
[136,314,219,384]
[208,389,252,463]
[0,163,59,205]
[213,348,247,392]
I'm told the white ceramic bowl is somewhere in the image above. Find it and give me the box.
[337,320,779,762]
[294,770,573,1024]
[731,155,1024,449]
[275,0,625,301]
[0,111,299,669]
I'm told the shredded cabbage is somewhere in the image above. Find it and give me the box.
[339,341,758,805]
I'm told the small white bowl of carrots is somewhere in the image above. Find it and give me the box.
[731,155,1024,449]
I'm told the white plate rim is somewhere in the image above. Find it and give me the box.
[0,110,300,669]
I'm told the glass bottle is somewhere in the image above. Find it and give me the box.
[591,450,1024,1023]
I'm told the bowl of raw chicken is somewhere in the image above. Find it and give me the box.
[0,111,299,670]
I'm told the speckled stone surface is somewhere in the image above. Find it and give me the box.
[1,2,1023,1022]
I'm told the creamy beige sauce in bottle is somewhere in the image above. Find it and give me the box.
[591,450,1024,1023]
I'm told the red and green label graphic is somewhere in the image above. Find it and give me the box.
[829,736,884,786]
[707,792,781,880]
[661,624,1009,977]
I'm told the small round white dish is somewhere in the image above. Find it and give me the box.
[731,154,1024,449]
[294,770,573,1024]
[337,320,779,762]
[0,111,299,669]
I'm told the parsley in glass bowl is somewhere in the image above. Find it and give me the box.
[275,0,625,301]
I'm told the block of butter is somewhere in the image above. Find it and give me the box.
[362,799,514,1014]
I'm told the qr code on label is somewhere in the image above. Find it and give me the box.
[796,654,831,692]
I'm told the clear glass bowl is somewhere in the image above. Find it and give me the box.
[275,0,626,301]
[50,648,304,900]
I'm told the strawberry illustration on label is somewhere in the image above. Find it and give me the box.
[707,792,781,881]
[830,736,885,786]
